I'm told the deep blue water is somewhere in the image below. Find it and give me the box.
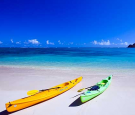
[0,47,135,69]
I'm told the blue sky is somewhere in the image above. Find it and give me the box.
[0,0,135,47]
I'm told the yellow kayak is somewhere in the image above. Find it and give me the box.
[6,76,82,112]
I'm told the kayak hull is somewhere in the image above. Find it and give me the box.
[80,75,112,103]
[6,76,82,112]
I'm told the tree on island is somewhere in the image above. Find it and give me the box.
[128,43,135,48]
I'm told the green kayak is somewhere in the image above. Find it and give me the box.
[80,75,112,103]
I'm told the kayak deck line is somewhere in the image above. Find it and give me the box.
[9,85,74,105]
[6,76,83,112]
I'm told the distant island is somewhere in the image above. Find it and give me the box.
[128,43,135,48]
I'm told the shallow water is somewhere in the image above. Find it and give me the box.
[0,47,135,70]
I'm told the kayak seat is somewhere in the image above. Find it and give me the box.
[100,83,106,86]
[89,85,100,91]
[75,79,78,82]
[98,80,108,87]
[64,82,69,86]
[108,77,111,80]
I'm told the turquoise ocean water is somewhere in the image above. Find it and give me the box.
[0,48,135,70]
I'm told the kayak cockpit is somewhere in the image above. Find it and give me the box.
[97,80,108,87]
[108,76,111,80]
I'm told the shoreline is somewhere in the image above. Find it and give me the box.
[0,64,134,76]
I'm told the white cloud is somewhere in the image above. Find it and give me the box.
[93,40,98,45]
[11,39,13,43]
[16,41,21,44]
[24,41,28,44]
[58,40,61,44]
[46,40,49,44]
[46,40,54,45]
[112,43,117,45]
[58,40,64,45]
[120,42,128,45]
[117,38,122,42]
[116,38,129,45]
[92,40,111,45]
[28,39,40,44]
[0,41,3,44]
[70,42,73,44]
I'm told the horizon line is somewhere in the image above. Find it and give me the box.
[0,46,128,48]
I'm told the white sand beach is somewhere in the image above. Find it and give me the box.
[0,66,135,115]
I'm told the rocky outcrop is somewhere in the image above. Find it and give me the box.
[128,43,135,48]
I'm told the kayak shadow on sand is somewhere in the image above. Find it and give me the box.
[0,110,10,115]
[69,94,101,107]
[0,110,19,115]
[69,97,83,107]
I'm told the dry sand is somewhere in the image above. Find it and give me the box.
[0,66,135,115]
